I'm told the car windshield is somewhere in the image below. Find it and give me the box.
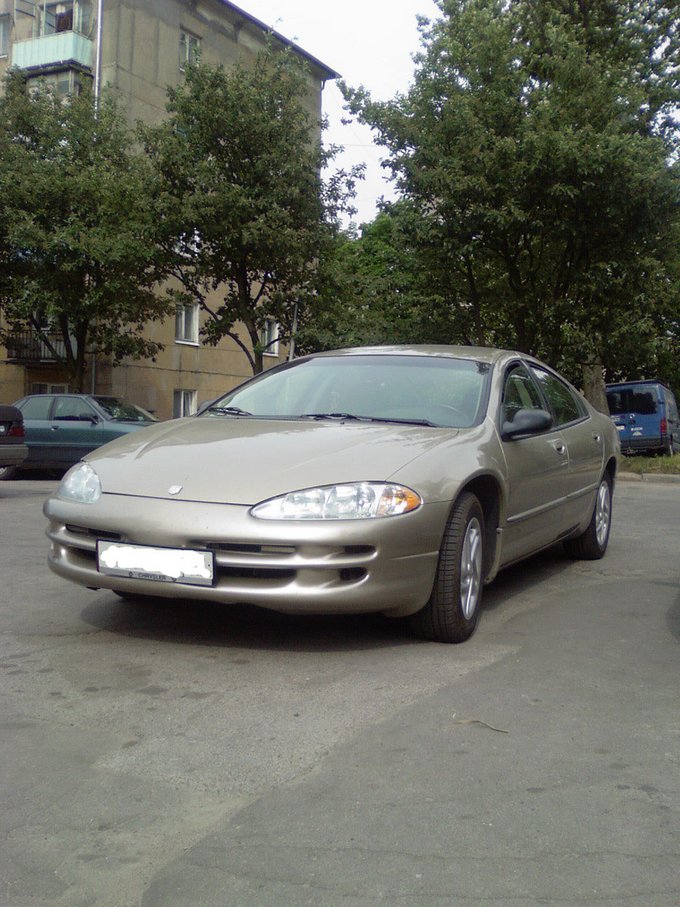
[203,355,491,429]
[93,397,157,423]
[606,389,657,416]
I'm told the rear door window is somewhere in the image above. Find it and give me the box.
[18,396,53,420]
[530,366,586,426]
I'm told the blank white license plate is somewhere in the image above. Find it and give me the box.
[97,541,214,586]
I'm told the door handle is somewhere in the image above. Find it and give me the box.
[553,441,567,455]
[592,433,601,443]
[50,425,60,431]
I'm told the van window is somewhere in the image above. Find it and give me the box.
[606,388,657,416]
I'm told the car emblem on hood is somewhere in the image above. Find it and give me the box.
[168,485,183,495]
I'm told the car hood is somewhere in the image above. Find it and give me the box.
[85,417,460,505]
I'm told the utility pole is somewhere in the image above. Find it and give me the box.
[93,0,103,112]
[91,0,103,392]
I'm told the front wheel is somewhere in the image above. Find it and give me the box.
[564,473,612,560]
[409,492,485,643]
[0,465,18,481]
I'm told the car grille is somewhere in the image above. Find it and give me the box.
[57,524,374,588]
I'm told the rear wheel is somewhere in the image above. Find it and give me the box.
[409,492,484,643]
[564,473,612,560]
[0,465,18,481]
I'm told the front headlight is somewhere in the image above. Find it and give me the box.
[251,482,422,520]
[58,462,102,504]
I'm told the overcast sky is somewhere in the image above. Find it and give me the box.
[240,0,441,226]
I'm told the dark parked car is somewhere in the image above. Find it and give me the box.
[0,404,28,476]
[0,394,158,479]
[606,380,679,456]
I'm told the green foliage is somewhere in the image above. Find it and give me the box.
[298,201,470,352]
[0,71,170,391]
[342,0,680,393]
[143,47,356,374]
[621,454,680,476]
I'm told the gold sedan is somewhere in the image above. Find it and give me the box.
[44,346,620,643]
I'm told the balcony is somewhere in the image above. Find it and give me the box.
[4,330,67,363]
[12,31,93,71]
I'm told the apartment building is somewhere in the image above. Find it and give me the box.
[0,0,337,417]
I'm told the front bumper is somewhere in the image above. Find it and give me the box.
[44,492,449,617]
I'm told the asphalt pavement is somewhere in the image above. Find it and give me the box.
[1,477,678,906]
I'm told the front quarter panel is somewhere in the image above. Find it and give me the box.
[387,420,508,509]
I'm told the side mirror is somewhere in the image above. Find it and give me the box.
[502,408,552,440]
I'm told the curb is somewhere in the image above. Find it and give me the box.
[618,471,680,484]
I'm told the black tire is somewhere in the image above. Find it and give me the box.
[0,465,18,481]
[409,492,485,643]
[564,473,612,560]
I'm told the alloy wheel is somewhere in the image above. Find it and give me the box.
[460,517,482,619]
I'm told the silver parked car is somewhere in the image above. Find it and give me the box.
[44,346,620,643]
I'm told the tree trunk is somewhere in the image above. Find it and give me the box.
[582,359,609,414]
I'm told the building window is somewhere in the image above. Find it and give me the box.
[175,303,199,344]
[28,70,87,99]
[0,15,9,56]
[173,389,196,418]
[30,382,68,394]
[36,0,92,36]
[39,1,73,34]
[179,30,200,71]
[260,319,279,357]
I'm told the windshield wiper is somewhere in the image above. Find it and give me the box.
[300,413,438,427]
[299,412,372,422]
[206,405,252,416]
[364,416,439,427]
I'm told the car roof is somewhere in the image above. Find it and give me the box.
[18,393,121,400]
[307,345,516,365]
[606,380,669,390]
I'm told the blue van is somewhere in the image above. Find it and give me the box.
[606,380,680,456]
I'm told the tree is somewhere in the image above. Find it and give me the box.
[344,0,680,398]
[0,71,170,392]
[144,48,355,375]
[298,202,455,352]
